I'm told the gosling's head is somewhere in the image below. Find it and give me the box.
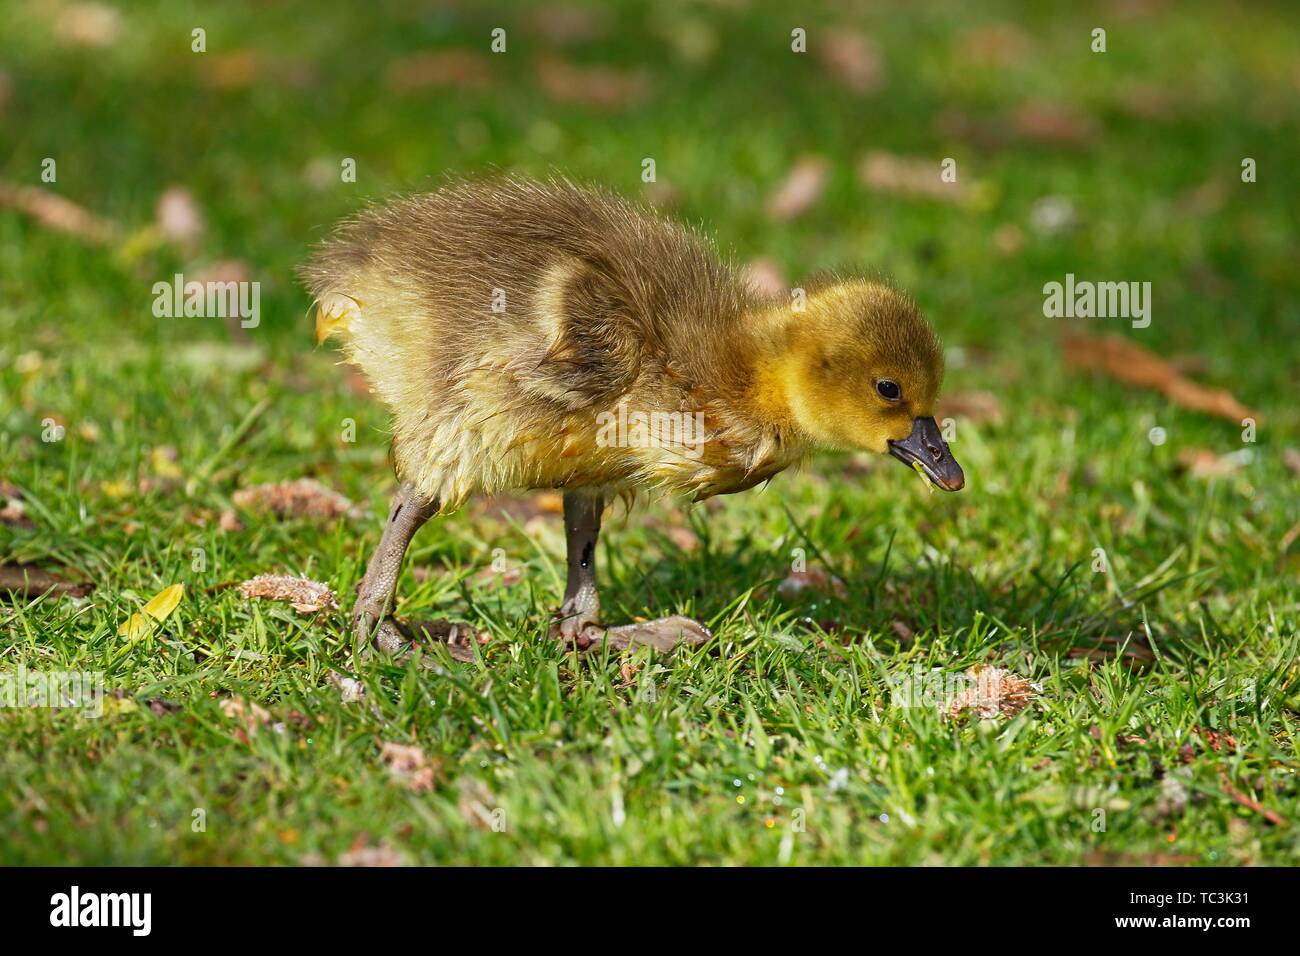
[761,278,964,491]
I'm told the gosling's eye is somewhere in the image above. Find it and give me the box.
[876,379,901,401]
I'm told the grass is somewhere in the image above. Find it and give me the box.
[2,0,1298,865]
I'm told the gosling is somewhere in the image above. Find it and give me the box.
[300,177,963,656]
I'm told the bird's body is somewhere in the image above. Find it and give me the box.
[301,176,963,656]
[302,178,802,510]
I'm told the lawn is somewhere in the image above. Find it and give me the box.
[1,0,1298,865]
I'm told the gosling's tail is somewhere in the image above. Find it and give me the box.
[311,291,363,345]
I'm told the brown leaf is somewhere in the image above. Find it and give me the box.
[530,5,610,46]
[1196,727,1238,752]
[386,50,494,93]
[219,696,272,743]
[936,390,1003,426]
[473,490,564,525]
[54,3,121,48]
[742,257,787,299]
[379,741,439,793]
[232,478,360,521]
[0,563,93,599]
[947,665,1035,720]
[1283,448,1300,478]
[457,777,501,830]
[816,31,884,95]
[238,574,339,614]
[777,566,847,600]
[1220,772,1286,827]
[534,55,647,108]
[1279,521,1300,558]
[155,186,205,248]
[1117,83,1177,121]
[404,618,485,663]
[1062,332,1260,424]
[475,564,523,588]
[1175,448,1242,480]
[203,50,259,90]
[665,525,699,554]
[890,620,915,642]
[642,180,680,209]
[0,482,32,528]
[766,156,829,221]
[860,151,963,203]
[1011,102,1096,148]
[337,841,407,867]
[0,181,119,246]
[956,23,1032,66]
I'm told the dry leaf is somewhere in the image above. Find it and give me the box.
[777,566,848,600]
[203,50,259,90]
[457,777,501,830]
[860,151,963,203]
[534,55,648,108]
[0,181,119,245]
[947,665,1035,719]
[816,31,884,95]
[665,525,699,553]
[1283,448,1300,478]
[155,186,205,248]
[936,390,1003,426]
[330,673,366,704]
[473,490,565,525]
[386,50,494,92]
[379,741,439,793]
[1176,448,1243,479]
[0,563,93,599]
[119,583,184,638]
[1011,102,1096,148]
[531,5,610,46]
[956,23,1032,66]
[642,180,680,209]
[1220,772,1286,827]
[337,841,408,867]
[238,574,339,614]
[0,483,32,528]
[404,618,485,663]
[1062,332,1259,424]
[475,564,523,588]
[766,156,829,221]
[232,478,360,520]
[220,696,272,743]
[55,3,121,48]
[1117,83,1177,121]
[890,620,915,642]
[743,257,787,299]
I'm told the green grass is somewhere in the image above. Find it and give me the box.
[2,0,1298,865]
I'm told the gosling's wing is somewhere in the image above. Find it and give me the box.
[512,256,645,411]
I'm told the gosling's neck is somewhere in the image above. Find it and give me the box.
[733,302,814,448]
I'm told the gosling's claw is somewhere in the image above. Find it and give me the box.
[591,615,712,654]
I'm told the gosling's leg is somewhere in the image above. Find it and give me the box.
[551,490,712,653]
[552,490,605,649]
[353,481,438,656]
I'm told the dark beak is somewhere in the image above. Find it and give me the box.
[888,416,965,492]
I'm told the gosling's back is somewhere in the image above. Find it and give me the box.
[300,177,761,507]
